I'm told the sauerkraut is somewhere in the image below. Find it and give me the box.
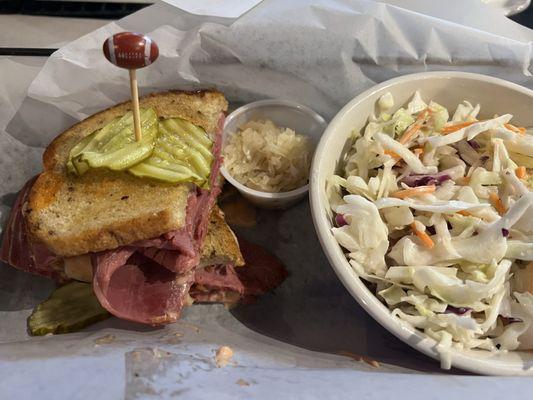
[223,119,312,192]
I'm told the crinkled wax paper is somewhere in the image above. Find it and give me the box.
[1,0,533,398]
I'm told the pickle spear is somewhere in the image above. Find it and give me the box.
[67,108,158,175]
[28,282,110,336]
[129,117,214,187]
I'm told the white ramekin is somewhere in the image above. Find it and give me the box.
[221,99,326,209]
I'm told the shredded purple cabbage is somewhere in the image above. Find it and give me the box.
[467,140,480,149]
[444,306,471,315]
[500,316,522,325]
[501,228,509,237]
[401,172,451,187]
[335,214,348,227]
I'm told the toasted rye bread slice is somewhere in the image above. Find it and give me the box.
[27,90,228,257]
[63,205,245,282]
[200,205,245,267]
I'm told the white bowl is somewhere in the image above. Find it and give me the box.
[483,0,531,16]
[221,99,327,209]
[309,71,533,375]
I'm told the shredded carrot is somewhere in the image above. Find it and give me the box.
[505,123,526,135]
[399,108,431,144]
[489,192,507,215]
[441,121,476,134]
[458,176,471,185]
[413,147,424,158]
[516,166,527,179]
[384,150,401,160]
[391,185,436,199]
[457,210,472,216]
[399,124,422,145]
[410,222,435,249]
[458,210,489,221]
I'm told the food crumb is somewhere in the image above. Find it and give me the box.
[236,379,250,387]
[362,356,380,368]
[338,351,380,368]
[131,351,142,361]
[215,345,234,368]
[180,322,201,334]
[94,334,115,345]
[337,350,362,361]
[164,332,183,344]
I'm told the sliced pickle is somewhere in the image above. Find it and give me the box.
[163,119,213,159]
[68,108,158,175]
[28,282,110,336]
[127,161,203,183]
[165,118,212,147]
[129,117,214,187]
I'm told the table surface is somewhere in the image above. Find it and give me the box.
[0,15,108,49]
[0,2,530,50]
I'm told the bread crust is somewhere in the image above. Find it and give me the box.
[200,206,245,267]
[27,90,228,257]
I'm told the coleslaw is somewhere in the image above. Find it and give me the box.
[328,91,533,367]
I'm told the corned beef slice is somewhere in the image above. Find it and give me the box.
[193,264,245,294]
[233,239,289,296]
[92,186,217,324]
[190,239,289,302]
[92,249,195,324]
[0,178,61,280]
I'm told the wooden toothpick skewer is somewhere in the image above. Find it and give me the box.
[129,69,142,142]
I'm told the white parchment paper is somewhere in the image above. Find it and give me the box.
[161,0,264,18]
[1,0,533,397]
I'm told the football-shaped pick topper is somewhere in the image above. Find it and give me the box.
[103,32,159,70]
[103,32,159,142]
